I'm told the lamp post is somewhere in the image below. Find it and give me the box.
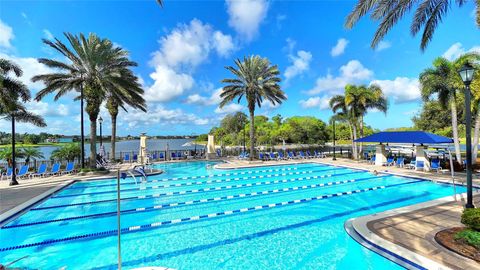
[99,116,103,146]
[332,118,337,161]
[459,62,476,208]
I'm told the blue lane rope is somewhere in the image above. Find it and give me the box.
[3,175,389,229]
[0,180,421,252]
[53,167,342,198]
[32,170,361,210]
[66,164,329,189]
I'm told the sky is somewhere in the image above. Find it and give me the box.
[0,0,479,136]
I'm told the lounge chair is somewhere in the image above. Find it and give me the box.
[395,157,405,168]
[298,151,307,159]
[383,157,395,166]
[405,159,415,169]
[269,152,276,160]
[287,151,296,159]
[415,160,425,171]
[1,167,12,181]
[216,149,221,158]
[278,152,286,160]
[171,152,177,160]
[124,154,130,163]
[17,165,30,179]
[48,163,61,176]
[31,163,47,178]
[362,152,370,163]
[133,154,138,162]
[430,159,442,172]
[159,152,165,160]
[368,156,376,165]
[305,150,314,158]
[62,162,76,174]
[152,153,158,160]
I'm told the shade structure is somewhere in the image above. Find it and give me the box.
[354,131,453,144]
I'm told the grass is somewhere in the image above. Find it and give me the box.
[455,229,480,249]
[0,142,70,148]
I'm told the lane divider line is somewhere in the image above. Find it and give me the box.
[0,180,421,252]
[67,165,328,189]
[33,171,362,210]
[4,175,389,228]
[54,168,340,198]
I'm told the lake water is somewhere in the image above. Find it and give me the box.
[29,139,202,159]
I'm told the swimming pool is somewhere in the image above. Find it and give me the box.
[0,161,465,269]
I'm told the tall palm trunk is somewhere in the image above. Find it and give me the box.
[472,109,480,164]
[349,120,358,159]
[249,109,255,161]
[110,115,117,161]
[359,116,364,157]
[450,100,462,164]
[89,118,97,168]
[10,115,18,186]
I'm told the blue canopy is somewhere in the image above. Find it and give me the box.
[354,131,453,144]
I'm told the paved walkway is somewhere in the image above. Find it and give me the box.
[367,195,480,270]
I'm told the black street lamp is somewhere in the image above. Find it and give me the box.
[332,118,337,161]
[459,62,476,209]
[99,116,103,146]
[9,114,17,186]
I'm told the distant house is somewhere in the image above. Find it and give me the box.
[45,136,74,143]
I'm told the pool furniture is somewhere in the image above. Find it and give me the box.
[383,157,395,166]
[259,153,265,160]
[17,165,30,179]
[31,163,47,178]
[415,160,425,171]
[306,151,314,158]
[62,162,76,174]
[430,159,442,172]
[395,157,405,168]
[216,149,221,158]
[368,156,376,164]
[287,151,296,159]
[171,152,177,160]
[133,154,138,162]
[49,163,61,176]
[1,167,12,181]
[298,151,308,159]
[124,153,130,163]
[314,150,325,158]
[278,152,286,160]
[405,159,415,169]
[362,152,370,163]
[152,153,158,160]
[269,152,276,160]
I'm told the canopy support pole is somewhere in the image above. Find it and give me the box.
[447,148,457,201]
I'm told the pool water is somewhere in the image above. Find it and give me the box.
[0,161,465,269]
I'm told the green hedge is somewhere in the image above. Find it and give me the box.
[461,208,480,231]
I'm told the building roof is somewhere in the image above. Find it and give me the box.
[354,131,453,144]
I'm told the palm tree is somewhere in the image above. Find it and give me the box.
[345,84,388,156]
[345,1,478,51]
[0,58,46,185]
[105,68,146,161]
[22,147,45,164]
[51,143,81,162]
[330,94,359,158]
[33,33,139,168]
[420,54,480,164]
[220,55,287,161]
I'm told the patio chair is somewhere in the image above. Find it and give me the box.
[1,167,12,181]
[269,152,276,160]
[298,151,307,159]
[306,150,315,158]
[287,151,296,159]
[62,162,76,174]
[278,152,286,160]
[152,153,158,160]
[430,159,442,172]
[17,165,30,179]
[368,156,376,165]
[124,153,130,163]
[171,152,177,160]
[415,160,425,171]
[159,152,165,160]
[383,157,395,166]
[216,149,221,158]
[259,152,265,160]
[133,154,138,162]
[48,163,61,176]
[31,163,47,178]
[405,159,415,169]
[395,157,405,168]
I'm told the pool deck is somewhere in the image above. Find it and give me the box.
[2,157,480,269]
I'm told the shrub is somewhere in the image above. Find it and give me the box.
[455,229,480,249]
[461,208,480,231]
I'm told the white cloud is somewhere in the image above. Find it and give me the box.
[0,20,14,49]
[226,0,269,41]
[443,42,480,61]
[213,31,235,57]
[299,96,331,110]
[0,52,54,92]
[148,19,235,103]
[276,14,287,29]
[307,60,374,95]
[43,29,54,40]
[120,104,210,128]
[284,50,312,82]
[185,88,223,106]
[214,103,244,114]
[370,77,420,103]
[330,38,348,57]
[27,101,70,117]
[145,65,194,103]
[376,40,391,52]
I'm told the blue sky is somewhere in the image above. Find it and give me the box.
[0,0,479,136]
